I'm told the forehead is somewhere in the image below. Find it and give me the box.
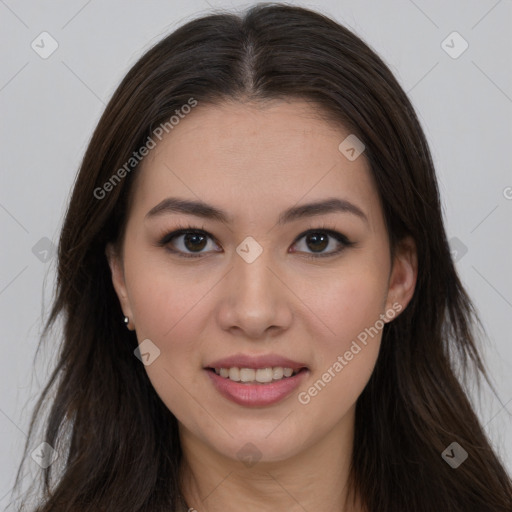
[130,100,381,228]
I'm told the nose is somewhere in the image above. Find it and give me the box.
[216,246,293,340]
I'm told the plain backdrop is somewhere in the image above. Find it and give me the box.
[1,0,511,506]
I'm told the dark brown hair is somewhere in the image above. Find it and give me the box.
[10,3,512,511]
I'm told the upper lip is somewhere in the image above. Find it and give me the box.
[206,353,308,371]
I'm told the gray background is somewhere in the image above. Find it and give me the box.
[1,0,511,506]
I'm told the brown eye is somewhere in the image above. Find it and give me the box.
[292,229,352,258]
[304,232,329,253]
[159,228,220,258]
[181,232,208,252]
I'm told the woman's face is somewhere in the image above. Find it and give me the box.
[107,99,416,464]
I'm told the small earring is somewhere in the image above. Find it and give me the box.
[124,316,130,328]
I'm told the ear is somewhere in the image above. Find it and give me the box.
[384,235,418,320]
[105,242,135,330]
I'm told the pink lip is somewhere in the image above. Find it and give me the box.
[206,353,308,372]
[206,368,309,407]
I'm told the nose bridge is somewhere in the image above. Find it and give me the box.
[232,241,277,302]
[219,239,291,335]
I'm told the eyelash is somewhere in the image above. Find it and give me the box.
[156,222,356,259]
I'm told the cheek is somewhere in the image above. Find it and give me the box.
[124,247,206,341]
[296,261,388,349]
[123,258,206,416]
[294,263,387,407]
[123,248,215,386]
[337,274,387,342]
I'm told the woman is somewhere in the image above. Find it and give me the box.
[11,3,512,511]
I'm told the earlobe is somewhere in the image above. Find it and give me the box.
[385,236,418,319]
[105,243,134,328]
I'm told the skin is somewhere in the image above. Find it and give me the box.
[106,99,418,512]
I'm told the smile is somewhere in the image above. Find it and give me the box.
[213,366,301,383]
[205,367,309,406]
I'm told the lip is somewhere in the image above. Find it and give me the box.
[206,353,308,372]
[206,367,309,407]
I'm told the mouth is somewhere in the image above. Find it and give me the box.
[204,366,310,407]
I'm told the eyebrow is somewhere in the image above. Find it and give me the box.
[145,197,369,226]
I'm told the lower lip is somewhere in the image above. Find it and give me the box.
[205,368,309,407]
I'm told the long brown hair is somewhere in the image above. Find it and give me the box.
[10,3,512,511]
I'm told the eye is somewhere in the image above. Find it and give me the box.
[291,227,355,258]
[157,223,220,258]
[156,223,355,259]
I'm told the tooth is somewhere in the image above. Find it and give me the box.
[214,366,300,382]
[256,368,273,383]
[272,367,284,380]
[229,367,241,381]
[240,368,256,382]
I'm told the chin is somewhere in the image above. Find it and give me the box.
[207,426,308,465]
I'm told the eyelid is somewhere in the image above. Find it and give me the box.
[291,225,355,259]
[156,222,355,258]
